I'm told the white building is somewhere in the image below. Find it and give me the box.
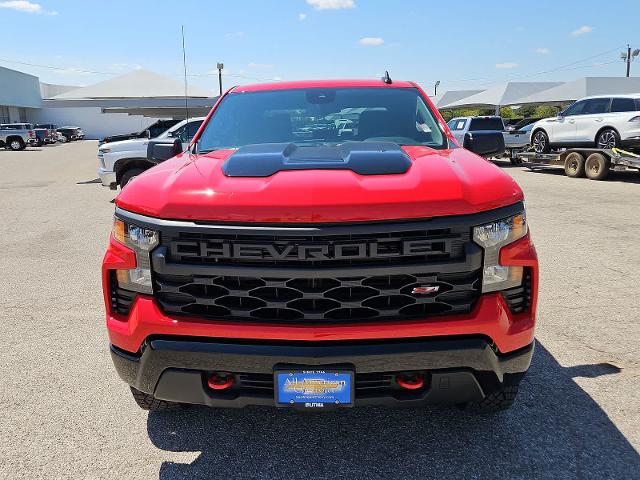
[0,66,42,123]
[0,66,217,139]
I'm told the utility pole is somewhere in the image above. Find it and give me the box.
[434,80,440,96]
[217,63,224,96]
[626,45,631,77]
[621,46,639,77]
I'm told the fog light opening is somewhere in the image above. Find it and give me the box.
[207,373,234,390]
[396,373,425,390]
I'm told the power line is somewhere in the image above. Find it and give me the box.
[0,57,117,75]
[426,44,629,88]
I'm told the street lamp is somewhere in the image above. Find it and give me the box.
[217,63,224,96]
[434,80,441,96]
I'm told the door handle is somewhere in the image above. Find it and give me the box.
[568,119,575,124]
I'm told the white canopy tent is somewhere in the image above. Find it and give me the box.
[430,89,484,109]
[440,81,563,113]
[508,77,640,105]
[52,69,211,99]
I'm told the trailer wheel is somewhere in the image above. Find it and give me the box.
[585,153,610,180]
[564,152,586,178]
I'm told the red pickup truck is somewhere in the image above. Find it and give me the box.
[102,79,538,413]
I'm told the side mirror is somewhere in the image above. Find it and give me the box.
[144,130,151,139]
[463,131,505,158]
[147,138,183,163]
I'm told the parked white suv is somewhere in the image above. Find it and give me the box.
[530,95,640,153]
[98,117,204,188]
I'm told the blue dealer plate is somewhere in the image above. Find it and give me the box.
[275,370,354,408]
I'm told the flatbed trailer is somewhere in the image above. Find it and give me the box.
[514,148,640,180]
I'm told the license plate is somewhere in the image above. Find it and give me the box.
[275,370,354,408]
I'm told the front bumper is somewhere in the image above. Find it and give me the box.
[111,336,534,408]
[99,167,116,187]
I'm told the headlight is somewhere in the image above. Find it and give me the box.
[112,217,159,294]
[99,148,110,154]
[473,211,527,292]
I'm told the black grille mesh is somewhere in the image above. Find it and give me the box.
[502,268,532,314]
[154,270,481,322]
[110,272,136,316]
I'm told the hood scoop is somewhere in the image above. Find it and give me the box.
[222,141,411,177]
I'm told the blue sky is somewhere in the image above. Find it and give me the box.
[1,0,639,95]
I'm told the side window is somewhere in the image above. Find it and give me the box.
[447,119,467,130]
[171,125,186,141]
[562,100,586,117]
[582,98,611,114]
[611,98,637,113]
[185,120,203,138]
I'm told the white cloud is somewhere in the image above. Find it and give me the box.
[0,1,41,12]
[496,62,518,69]
[359,37,384,46]
[298,13,307,20]
[571,25,592,37]
[306,0,354,10]
[535,47,549,54]
[248,62,274,69]
[0,1,56,14]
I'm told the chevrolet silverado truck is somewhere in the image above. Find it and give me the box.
[103,79,537,413]
[98,117,204,189]
[0,123,35,150]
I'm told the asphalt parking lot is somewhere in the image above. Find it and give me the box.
[0,141,638,479]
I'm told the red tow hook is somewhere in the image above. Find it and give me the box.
[207,373,234,390]
[396,373,425,390]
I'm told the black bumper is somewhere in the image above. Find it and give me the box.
[111,337,534,408]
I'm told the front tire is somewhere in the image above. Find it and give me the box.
[130,387,182,411]
[8,138,25,151]
[461,382,520,413]
[564,152,586,177]
[596,128,620,150]
[532,130,550,154]
[119,167,145,188]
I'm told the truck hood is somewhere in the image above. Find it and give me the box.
[116,146,524,223]
[100,137,149,152]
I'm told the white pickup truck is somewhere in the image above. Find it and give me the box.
[97,117,204,189]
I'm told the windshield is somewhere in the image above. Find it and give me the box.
[197,87,447,152]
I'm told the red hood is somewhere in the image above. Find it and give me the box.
[115,146,523,223]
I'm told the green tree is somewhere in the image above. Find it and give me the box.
[533,105,560,118]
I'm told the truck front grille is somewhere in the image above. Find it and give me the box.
[153,269,481,322]
[111,205,527,324]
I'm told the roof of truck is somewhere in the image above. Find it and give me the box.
[233,79,417,93]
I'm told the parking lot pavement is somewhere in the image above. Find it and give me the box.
[0,142,638,479]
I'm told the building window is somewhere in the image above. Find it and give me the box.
[0,106,10,123]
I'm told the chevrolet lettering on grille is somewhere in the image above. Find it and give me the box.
[170,239,447,261]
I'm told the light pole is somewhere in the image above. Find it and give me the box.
[217,63,224,95]
[620,46,639,77]
[434,80,441,96]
